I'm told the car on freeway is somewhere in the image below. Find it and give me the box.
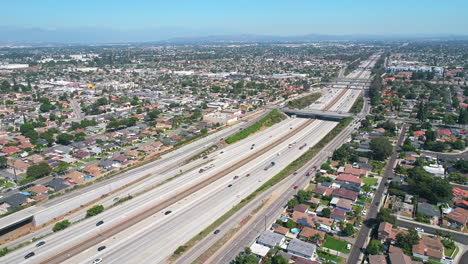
[113,197,120,202]
[214,229,221,234]
[24,252,35,259]
[415,227,424,233]
[312,166,317,170]
[93,258,103,264]
[250,146,254,150]
[96,220,104,226]
[35,241,46,247]
[293,186,298,190]
[164,211,172,215]
[228,184,233,188]
[293,171,298,175]
[203,156,208,159]
[233,176,239,180]
[220,151,224,154]
[97,246,106,251]
[245,174,250,177]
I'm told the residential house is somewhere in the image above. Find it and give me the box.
[287,238,316,259]
[63,171,86,185]
[7,159,31,174]
[336,174,362,189]
[388,251,412,264]
[274,226,289,236]
[332,188,358,202]
[298,227,325,244]
[292,211,334,229]
[45,178,70,192]
[417,202,440,220]
[83,165,102,177]
[368,255,387,264]
[100,160,121,170]
[412,236,444,262]
[377,222,402,244]
[335,199,353,212]
[330,208,347,222]
[73,150,91,160]
[294,204,309,214]
[256,231,285,248]
[28,185,50,195]
[446,207,468,228]
[0,193,31,211]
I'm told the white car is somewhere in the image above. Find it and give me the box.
[414,227,424,233]
[346,244,351,250]
[93,258,103,264]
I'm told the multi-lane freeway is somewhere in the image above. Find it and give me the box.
[2,55,379,264]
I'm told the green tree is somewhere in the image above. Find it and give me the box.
[449,172,467,184]
[454,160,468,173]
[26,162,52,179]
[344,223,355,236]
[287,197,299,209]
[285,219,296,229]
[296,190,312,203]
[407,167,453,203]
[366,239,383,255]
[54,161,70,174]
[370,137,393,161]
[86,205,105,217]
[0,156,7,168]
[458,108,468,124]
[56,133,74,145]
[396,229,420,255]
[377,208,396,224]
[53,220,71,232]
[322,208,331,218]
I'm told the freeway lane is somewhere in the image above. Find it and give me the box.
[2,116,305,263]
[1,109,269,248]
[69,119,339,264]
[179,55,379,263]
[87,58,378,264]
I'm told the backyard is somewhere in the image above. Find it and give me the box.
[322,236,351,253]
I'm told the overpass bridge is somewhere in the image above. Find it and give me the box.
[281,108,354,121]
[320,78,371,90]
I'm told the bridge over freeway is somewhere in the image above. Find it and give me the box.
[281,108,354,121]
[320,78,371,90]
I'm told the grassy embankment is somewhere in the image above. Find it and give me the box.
[287,93,321,109]
[225,109,286,144]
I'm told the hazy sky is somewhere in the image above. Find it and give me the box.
[2,0,467,35]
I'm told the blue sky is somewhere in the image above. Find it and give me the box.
[1,0,467,35]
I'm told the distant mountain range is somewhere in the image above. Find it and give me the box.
[0,27,467,45]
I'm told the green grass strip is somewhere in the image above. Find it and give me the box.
[225,109,286,144]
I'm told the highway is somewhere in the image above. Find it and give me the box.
[0,111,270,250]
[180,55,379,264]
[2,55,378,264]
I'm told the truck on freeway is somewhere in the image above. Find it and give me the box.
[264,161,276,171]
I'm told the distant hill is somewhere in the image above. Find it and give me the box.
[0,27,466,45]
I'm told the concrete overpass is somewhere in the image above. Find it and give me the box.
[281,108,354,121]
[320,77,371,90]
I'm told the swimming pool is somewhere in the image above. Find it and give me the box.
[84,175,94,181]
[291,228,300,234]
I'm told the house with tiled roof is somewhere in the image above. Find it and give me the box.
[332,188,358,202]
[412,236,444,262]
[377,222,403,244]
[292,211,334,229]
[446,207,468,228]
[298,227,325,244]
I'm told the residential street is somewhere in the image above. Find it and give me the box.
[346,124,407,264]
